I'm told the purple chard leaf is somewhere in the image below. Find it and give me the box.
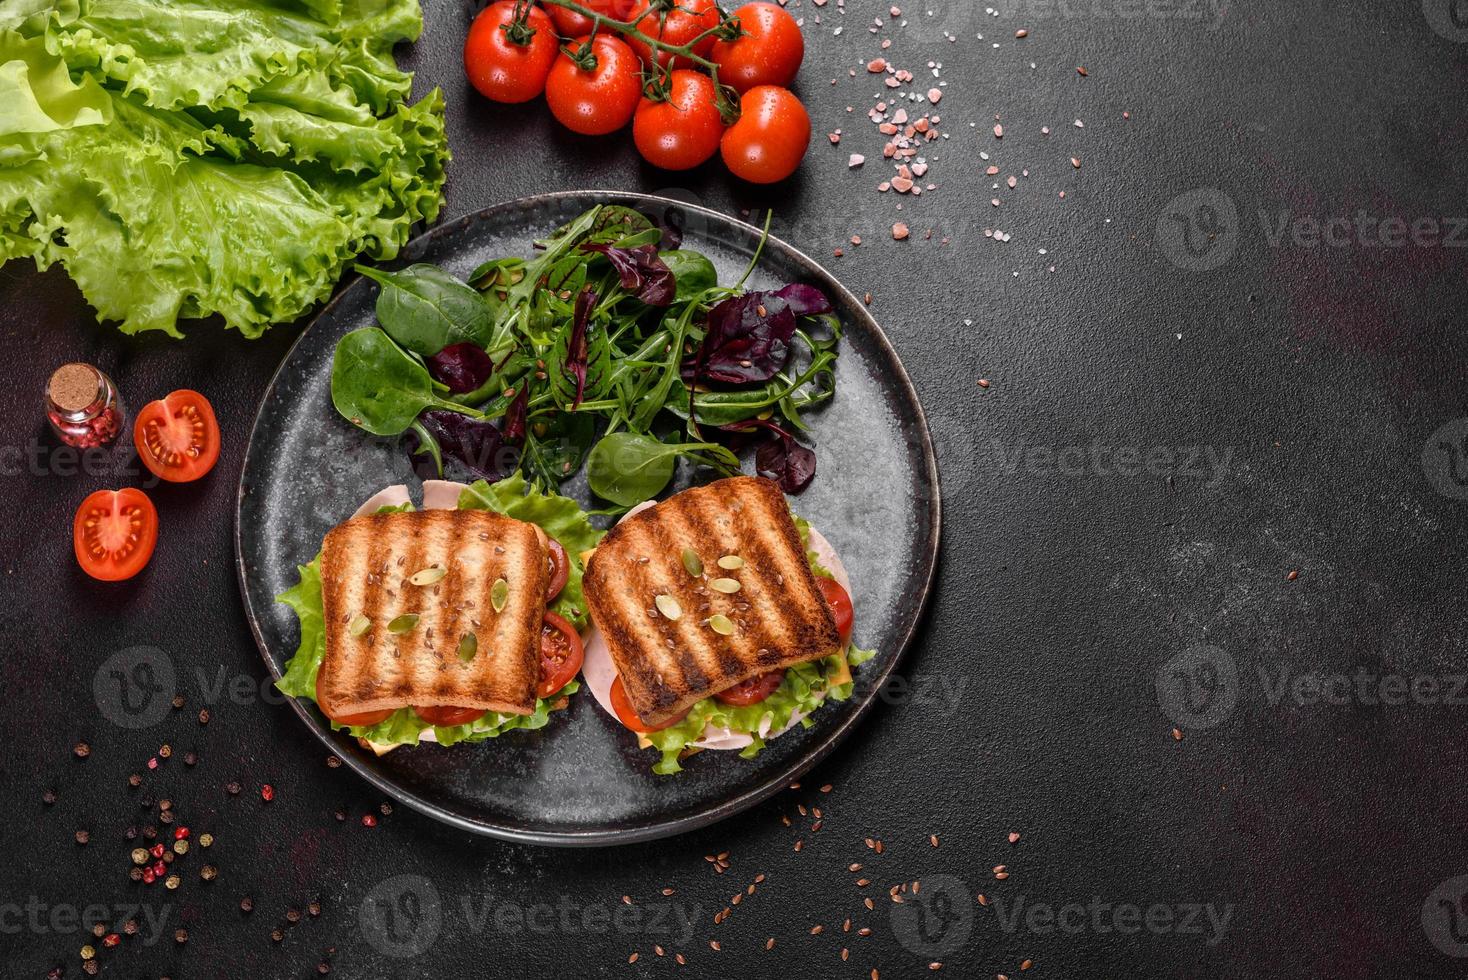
[720,419,818,494]
[425,342,495,394]
[409,409,515,482]
[563,286,598,410]
[580,243,675,307]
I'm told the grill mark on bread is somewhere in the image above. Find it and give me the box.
[318,510,548,719]
[584,477,841,726]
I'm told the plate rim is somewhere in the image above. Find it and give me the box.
[234,189,942,846]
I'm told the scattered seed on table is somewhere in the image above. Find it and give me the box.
[73,742,90,759]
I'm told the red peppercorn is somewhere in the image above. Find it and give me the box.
[103,934,120,948]
[142,869,156,884]
[150,844,166,858]
[174,827,189,840]
[147,757,158,770]
[260,784,274,802]
[152,860,167,877]
[361,814,377,828]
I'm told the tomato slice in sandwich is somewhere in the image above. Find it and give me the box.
[73,488,158,581]
[413,705,488,726]
[538,611,584,698]
[609,676,688,733]
[816,577,853,645]
[714,669,786,706]
[315,672,392,727]
[546,539,569,599]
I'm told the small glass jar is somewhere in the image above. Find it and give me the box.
[46,363,125,448]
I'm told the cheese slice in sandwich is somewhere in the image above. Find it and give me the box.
[583,475,842,728]
[316,509,550,720]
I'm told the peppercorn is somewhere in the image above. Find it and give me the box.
[308,901,321,917]
[123,919,137,935]
[226,781,241,795]
[174,928,187,944]
[379,802,393,816]
[103,933,119,948]
[334,810,346,822]
[172,694,185,709]
[42,789,56,804]
[74,742,90,759]
[152,860,166,876]
[158,799,171,811]
[199,833,214,848]
[174,826,189,840]
[124,826,137,840]
[184,752,198,766]
[82,961,99,976]
[361,814,377,828]
[326,755,341,768]
[80,944,95,959]
[318,963,332,974]
[260,784,274,802]
[165,874,180,890]
[271,928,284,942]
[150,844,165,858]
[74,830,89,845]
[132,848,148,865]
[128,774,141,787]
[129,868,143,882]
[173,840,188,855]
[239,897,254,913]
[286,909,302,924]
[158,744,171,758]
[142,868,156,884]
[159,810,175,825]
[201,864,218,881]
[198,709,210,725]
[91,924,105,938]
[142,825,157,839]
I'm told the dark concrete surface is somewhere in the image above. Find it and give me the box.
[3,0,1467,977]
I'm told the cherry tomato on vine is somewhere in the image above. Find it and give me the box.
[626,0,720,69]
[545,0,640,38]
[73,488,157,582]
[633,69,725,170]
[464,1,558,104]
[720,84,809,183]
[545,34,642,135]
[710,2,803,93]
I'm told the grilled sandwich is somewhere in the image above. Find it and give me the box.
[583,476,841,727]
[316,509,550,719]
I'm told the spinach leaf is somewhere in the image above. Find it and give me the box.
[661,249,718,301]
[331,328,480,436]
[586,432,739,506]
[355,264,502,357]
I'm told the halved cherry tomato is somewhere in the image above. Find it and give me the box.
[609,675,689,732]
[720,84,809,183]
[546,0,641,43]
[539,611,585,698]
[546,35,643,136]
[711,2,804,93]
[413,705,489,726]
[133,389,220,483]
[714,669,786,706]
[633,70,725,171]
[817,576,853,645]
[626,0,720,69]
[464,1,558,104]
[545,539,571,599]
[315,671,394,727]
[73,488,158,581]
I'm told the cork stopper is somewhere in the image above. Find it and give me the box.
[48,363,102,413]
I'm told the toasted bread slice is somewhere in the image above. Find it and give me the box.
[583,476,841,726]
[317,510,549,720]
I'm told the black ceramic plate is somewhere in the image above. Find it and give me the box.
[236,191,939,845]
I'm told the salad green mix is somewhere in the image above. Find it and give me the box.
[0,0,447,337]
[275,475,602,749]
[332,204,842,508]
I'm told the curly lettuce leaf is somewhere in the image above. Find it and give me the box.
[0,0,447,338]
[274,481,592,749]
